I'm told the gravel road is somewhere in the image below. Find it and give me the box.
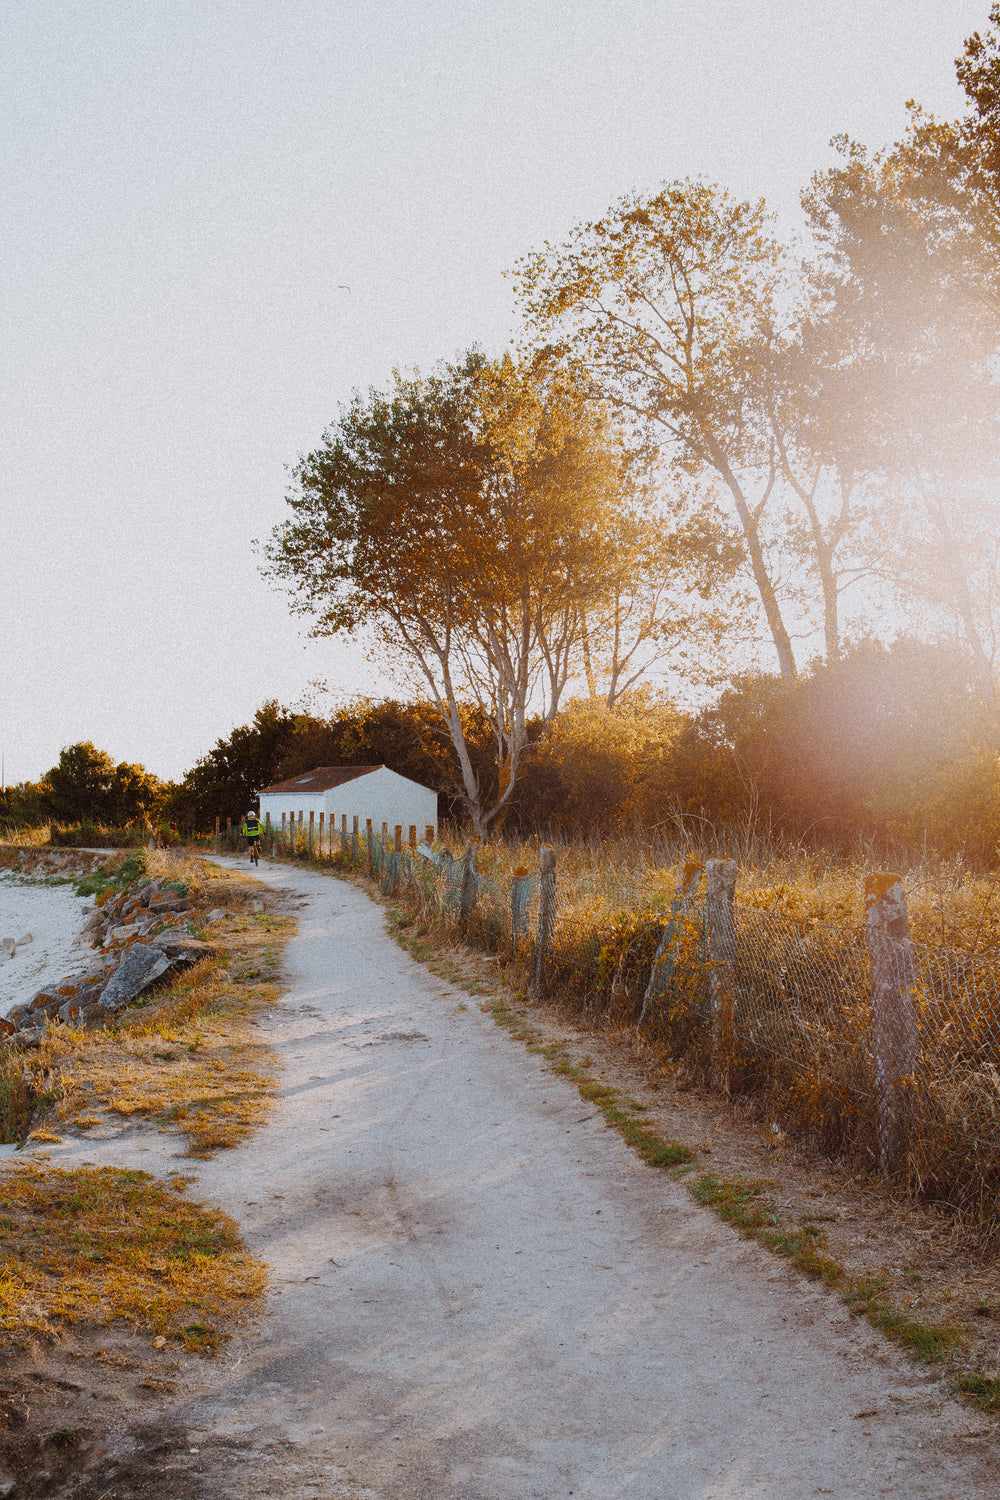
[42,857,998,1498]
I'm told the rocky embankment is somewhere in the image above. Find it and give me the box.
[1,865,219,1049]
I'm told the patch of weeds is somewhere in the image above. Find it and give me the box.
[954,1374,1000,1411]
[0,1164,265,1349]
[0,1054,38,1145]
[48,1427,81,1448]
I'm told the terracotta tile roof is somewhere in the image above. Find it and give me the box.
[258,765,384,795]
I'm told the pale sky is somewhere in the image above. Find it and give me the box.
[2,0,987,783]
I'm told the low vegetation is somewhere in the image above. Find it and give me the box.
[0,850,292,1353]
[0,1164,264,1351]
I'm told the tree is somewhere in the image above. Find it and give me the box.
[802,120,1000,703]
[167,702,297,829]
[42,742,163,827]
[513,182,811,679]
[265,350,665,835]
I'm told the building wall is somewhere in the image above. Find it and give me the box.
[325,767,437,840]
[259,769,437,843]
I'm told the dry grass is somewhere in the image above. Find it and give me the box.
[0,1163,265,1351]
[29,909,293,1158]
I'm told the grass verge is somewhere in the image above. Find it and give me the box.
[26,892,293,1158]
[0,1164,264,1351]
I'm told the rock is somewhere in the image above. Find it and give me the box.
[99,945,175,1011]
[249,900,265,914]
[16,933,32,946]
[107,922,144,943]
[147,932,213,964]
[5,1005,33,1029]
[58,984,104,1023]
[148,898,192,913]
[1,938,15,957]
[204,909,226,924]
[29,989,60,1012]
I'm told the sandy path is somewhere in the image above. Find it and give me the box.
[39,857,997,1498]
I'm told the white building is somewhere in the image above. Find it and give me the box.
[257,765,437,843]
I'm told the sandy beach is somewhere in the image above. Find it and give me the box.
[0,873,93,1019]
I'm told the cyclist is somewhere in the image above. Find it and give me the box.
[241,809,262,862]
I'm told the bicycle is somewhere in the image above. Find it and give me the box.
[247,838,260,867]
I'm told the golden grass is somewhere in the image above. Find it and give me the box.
[0,1164,265,1350]
[32,910,294,1157]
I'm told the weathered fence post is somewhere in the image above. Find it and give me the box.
[705,858,738,1087]
[639,856,703,1028]
[409,825,417,850]
[366,818,373,875]
[341,814,348,855]
[865,873,920,1176]
[265,810,271,855]
[533,845,556,994]
[214,816,220,854]
[425,825,434,846]
[319,811,324,858]
[458,839,479,926]
[308,810,314,858]
[352,815,360,864]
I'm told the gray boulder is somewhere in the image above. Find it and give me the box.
[99,944,175,1011]
[147,932,213,964]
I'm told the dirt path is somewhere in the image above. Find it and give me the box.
[38,857,998,1498]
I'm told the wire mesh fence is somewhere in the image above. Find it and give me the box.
[220,822,1000,1231]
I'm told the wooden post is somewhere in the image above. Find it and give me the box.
[532,845,556,993]
[265,810,271,855]
[706,859,737,1086]
[308,810,314,857]
[366,817,373,875]
[394,824,402,853]
[409,825,417,850]
[214,816,220,853]
[352,815,359,863]
[341,813,348,853]
[865,874,920,1175]
[425,825,434,845]
[640,857,703,1027]
[319,811,324,857]
[459,839,479,926]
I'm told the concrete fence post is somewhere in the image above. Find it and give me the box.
[865,873,920,1175]
[533,845,556,994]
[640,856,703,1028]
[706,858,738,1086]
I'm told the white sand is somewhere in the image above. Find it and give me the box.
[0,873,94,1017]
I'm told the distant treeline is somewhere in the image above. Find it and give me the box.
[7,638,995,861]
